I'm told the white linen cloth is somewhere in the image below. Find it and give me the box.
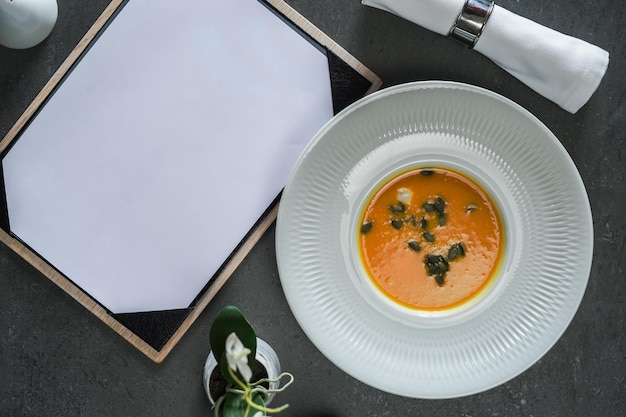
[362,0,609,113]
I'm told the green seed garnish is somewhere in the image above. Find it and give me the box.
[448,245,459,260]
[408,241,421,252]
[423,243,467,287]
[389,202,406,215]
[361,221,373,234]
[448,242,466,260]
[435,273,445,286]
[426,254,442,264]
[424,254,447,286]
[423,231,435,242]
[391,219,403,229]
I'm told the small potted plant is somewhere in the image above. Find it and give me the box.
[204,305,293,417]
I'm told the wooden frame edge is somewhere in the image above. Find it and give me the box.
[0,227,161,359]
[267,0,383,95]
[0,203,279,363]
[151,203,279,363]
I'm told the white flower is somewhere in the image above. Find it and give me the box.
[252,413,264,417]
[225,332,253,383]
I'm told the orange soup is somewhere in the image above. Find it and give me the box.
[358,167,504,310]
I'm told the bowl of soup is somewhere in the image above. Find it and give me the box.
[357,166,505,315]
[276,81,592,398]
[343,147,515,325]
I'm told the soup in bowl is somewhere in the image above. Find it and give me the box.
[355,165,506,318]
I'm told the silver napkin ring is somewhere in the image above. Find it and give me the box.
[450,0,495,48]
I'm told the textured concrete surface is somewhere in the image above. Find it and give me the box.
[1,0,624,416]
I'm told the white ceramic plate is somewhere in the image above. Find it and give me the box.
[275,81,592,399]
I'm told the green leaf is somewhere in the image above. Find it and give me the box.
[209,306,257,384]
[222,391,265,417]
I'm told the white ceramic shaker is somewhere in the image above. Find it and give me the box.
[0,0,58,49]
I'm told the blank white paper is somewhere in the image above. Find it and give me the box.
[3,0,333,313]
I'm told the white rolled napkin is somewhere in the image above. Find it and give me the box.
[362,0,609,113]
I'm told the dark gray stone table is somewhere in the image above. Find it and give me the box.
[1,1,624,416]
